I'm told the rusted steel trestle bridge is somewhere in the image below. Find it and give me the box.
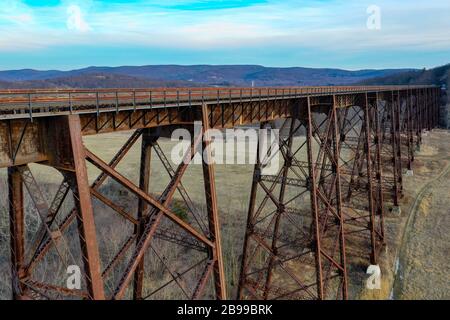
[0,85,441,300]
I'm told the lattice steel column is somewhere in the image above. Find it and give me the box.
[417,89,422,145]
[415,89,423,149]
[406,89,414,169]
[394,91,404,194]
[363,93,385,264]
[306,96,348,299]
[237,103,345,300]
[330,96,348,299]
[373,94,386,245]
[62,115,105,300]
[262,118,296,299]
[8,167,27,299]
[335,93,385,270]
[237,122,265,300]
[389,93,401,206]
[201,103,227,300]
[425,88,431,131]
[133,128,159,300]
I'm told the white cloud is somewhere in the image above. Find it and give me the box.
[0,0,34,26]
[11,13,33,24]
[0,0,449,54]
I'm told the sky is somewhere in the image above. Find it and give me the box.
[0,0,449,70]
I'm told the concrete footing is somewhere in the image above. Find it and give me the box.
[391,206,402,216]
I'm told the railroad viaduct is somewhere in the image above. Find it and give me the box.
[0,86,441,300]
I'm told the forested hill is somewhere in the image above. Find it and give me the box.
[360,64,450,87]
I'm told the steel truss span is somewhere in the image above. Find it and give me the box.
[0,86,441,300]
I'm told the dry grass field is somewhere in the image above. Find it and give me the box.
[391,130,450,299]
[359,129,450,300]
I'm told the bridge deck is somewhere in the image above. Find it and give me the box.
[0,85,435,120]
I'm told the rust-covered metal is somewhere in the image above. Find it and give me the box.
[0,85,441,300]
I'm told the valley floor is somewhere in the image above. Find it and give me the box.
[359,130,450,300]
[393,131,450,299]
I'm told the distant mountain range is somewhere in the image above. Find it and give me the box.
[0,65,417,89]
[0,73,202,89]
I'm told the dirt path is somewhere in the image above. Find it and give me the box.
[393,160,450,299]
